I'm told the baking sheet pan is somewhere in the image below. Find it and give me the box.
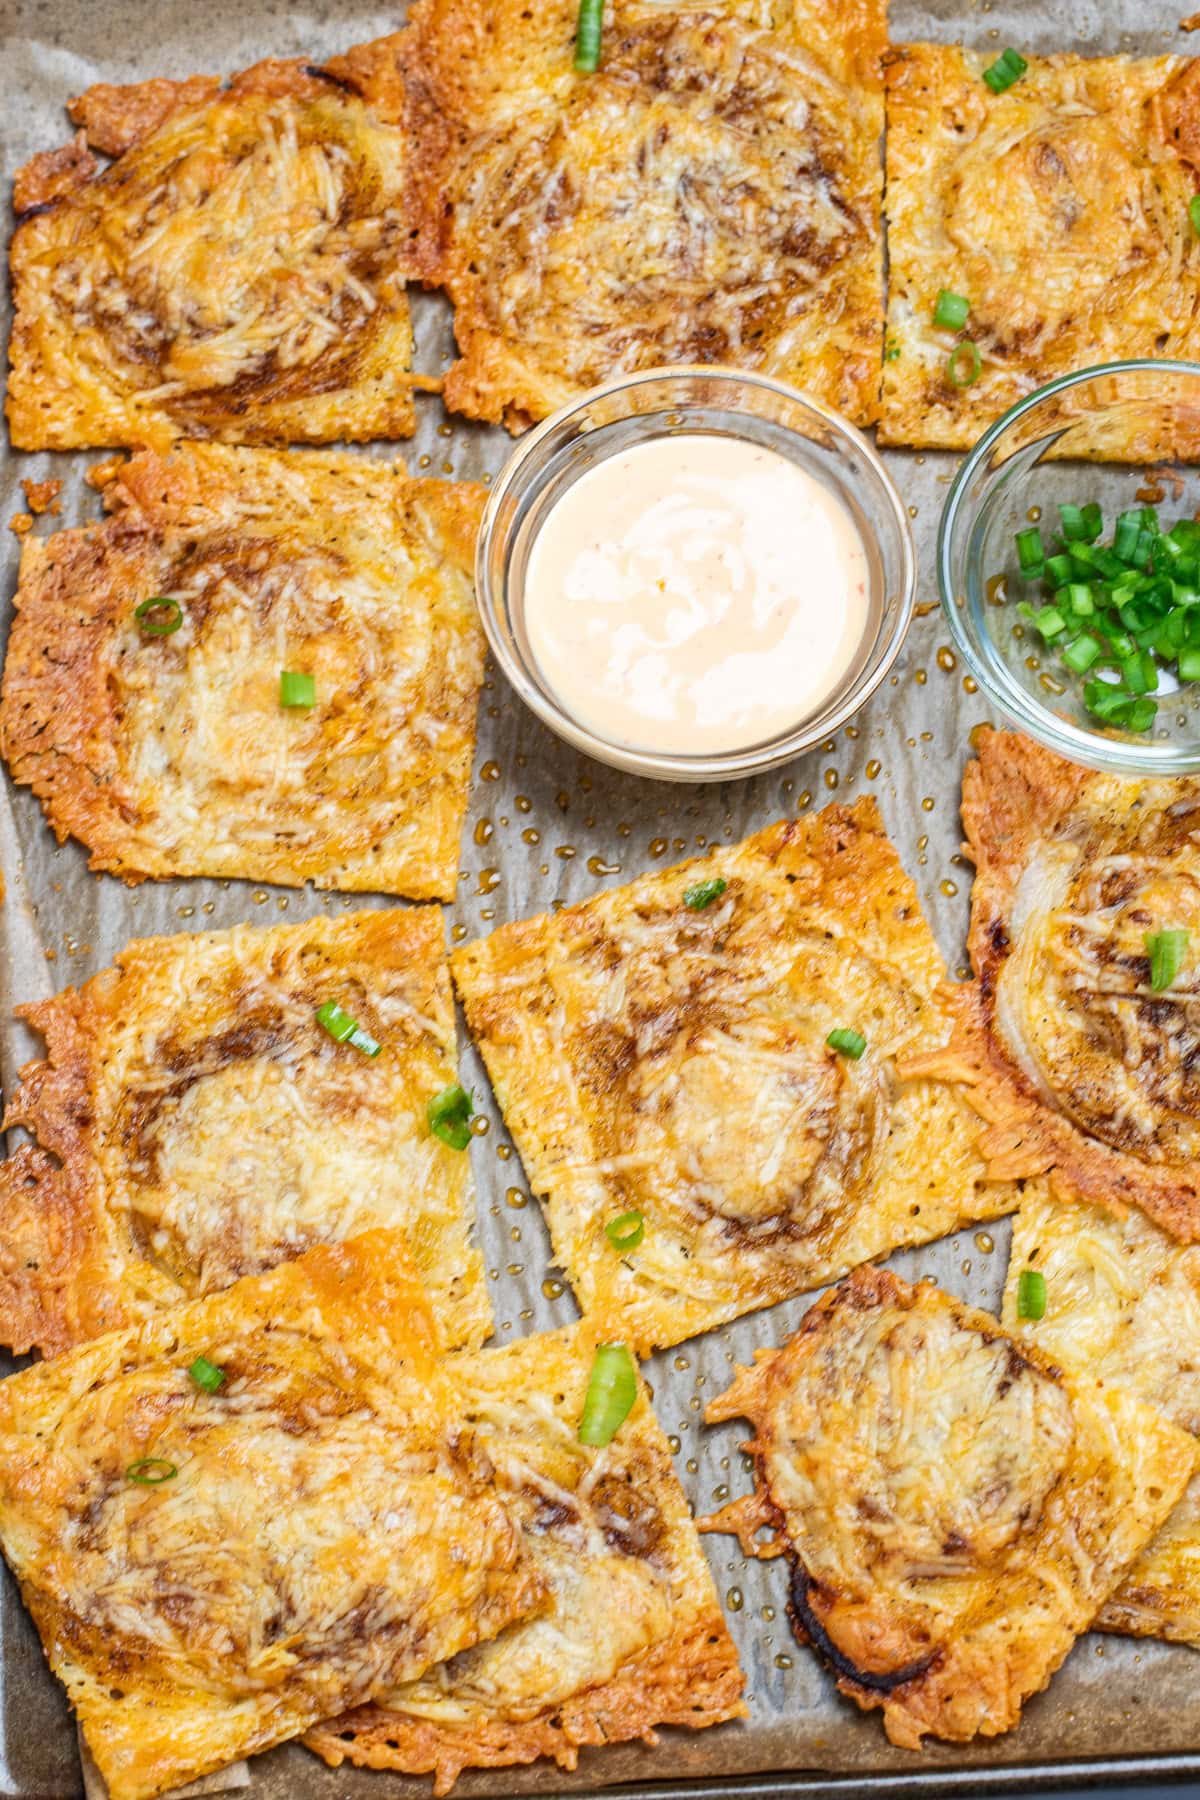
[2,0,1199,1792]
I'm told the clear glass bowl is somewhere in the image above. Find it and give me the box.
[475,366,916,782]
[938,359,1200,775]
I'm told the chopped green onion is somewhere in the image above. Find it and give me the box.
[946,340,981,387]
[188,1356,225,1393]
[885,342,901,362]
[280,670,316,709]
[574,0,602,71]
[126,1457,178,1485]
[1190,195,1200,237]
[1016,1268,1046,1321]
[826,1027,867,1060]
[427,1082,474,1151]
[605,1209,645,1252]
[578,1344,638,1447]
[315,999,381,1057]
[684,876,727,911]
[1145,928,1189,992]
[1015,526,1044,574]
[1181,647,1200,681]
[135,596,184,637]
[983,46,1028,93]
[933,289,970,330]
[1062,633,1102,673]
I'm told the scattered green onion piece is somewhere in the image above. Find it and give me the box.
[1058,503,1088,542]
[1121,649,1158,695]
[1180,647,1200,681]
[684,876,727,911]
[1016,1268,1047,1321]
[1044,553,1074,588]
[946,340,981,388]
[982,46,1028,93]
[126,1457,178,1485]
[188,1356,225,1393]
[605,1209,645,1252]
[826,1027,867,1060]
[885,343,901,362]
[280,670,316,709]
[135,596,184,637]
[574,0,603,71]
[578,1344,638,1447]
[315,999,381,1057]
[1065,583,1094,616]
[1113,511,1142,562]
[1123,696,1158,732]
[1191,195,1200,237]
[933,289,970,330]
[1033,605,1066,640]
[1145,928,1189,992]
[427,1082,473,1151]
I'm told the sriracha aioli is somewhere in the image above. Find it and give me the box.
[523,434,870,756]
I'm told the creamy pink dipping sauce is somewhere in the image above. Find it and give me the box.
[524,433,870,757]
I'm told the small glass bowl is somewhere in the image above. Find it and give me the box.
[938,359,1200,775]
[475,366,916,782]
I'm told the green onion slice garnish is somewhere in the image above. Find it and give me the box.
[983,46,1028,93]
[826,1027,867,1060]
[280,670,316,709]
[574,0,602,71]
[315,999,381,1057]
[188,1356,225,1393]
[578,1343,638,1447]
[605,1209,645,1251]
[1016,1268,1046,1321]
[946,340,982,388]
[135,596,184,637]
[427,1082,474,1151]
[126,1457,178,1485]
[1145,928,1189,992]
[933,289,970,330]
[1190,195,1200,237]
[683,876,727,911]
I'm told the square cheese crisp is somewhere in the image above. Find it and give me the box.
[0,445,485,901]
[881,47,1200,449]
[307,1319,745,1792]
[0,1233,547,1800]
[904,727,1200,1244]
[452,800,1029,1352]
[704,1266,1196,1749]
[0,906,490,1358]
[1004,1189,1200,1647]
[400,0,886,430]
[7,38,420,449]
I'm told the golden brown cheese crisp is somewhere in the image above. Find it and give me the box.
[0,445,485,901]
[904,727,1200,1243]
[0,1234,546,1800]
[8,38,421,449]
[703,1265,1196,1750]
[0,906,490,1358]
[400,0,886,430]
[881,46,1200,450]
[1003,1189,1200,1647]
[306,1318,745,1793]
[451,800,1030,1353]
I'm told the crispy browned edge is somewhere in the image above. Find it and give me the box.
[0,448,485,901]
[396,0,888,433]
[13,38,410,215]
[0,905,450,1358]
[305,1614,744,1796]
[899,727,1200,1241]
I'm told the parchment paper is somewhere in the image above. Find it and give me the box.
[1,0,1198,1793]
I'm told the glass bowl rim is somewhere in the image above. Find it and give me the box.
[474,363,918,783]
[936,355,1200,776]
